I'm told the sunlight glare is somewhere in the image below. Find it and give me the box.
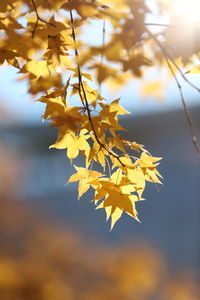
[173,0,200,24]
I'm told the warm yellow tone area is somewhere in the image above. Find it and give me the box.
[1,0,200,228]
[0,198,199,300]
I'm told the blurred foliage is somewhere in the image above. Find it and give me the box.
[0,144,23,198]
[0,142,199,300]
[0,198,199,300]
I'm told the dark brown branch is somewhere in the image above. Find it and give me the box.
[69,10,87,110]
[99,19,106,94]
[69,9,125,166]
[167,54,200,93]
[31,0,55,38]
[148,30,200,155]
[69,10,100,142]
[144,23,170,27]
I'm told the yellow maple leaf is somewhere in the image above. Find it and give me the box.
[68,166,103,198]
[22,60,50,79]
[50,132,90,160]
[109,99,130,115]
[127,166,146,197]
[130,141,144,152]
[138,152,162,168]
[185,64,200,74]
[97,190,139,229]
[144,168,162,184]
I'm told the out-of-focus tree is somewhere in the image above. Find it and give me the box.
[0,144,23,199]
[0,145,199,300]
[0,0,200,227]
[0,198,199,300]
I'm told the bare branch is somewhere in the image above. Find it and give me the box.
[147,28,200,93]
[168,61,200,155]
[148,30,200,155]
[167,54,200,93]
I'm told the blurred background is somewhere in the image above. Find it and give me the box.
[0,61,200,299]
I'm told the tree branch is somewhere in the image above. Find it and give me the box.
[144,23,170,27]
[148,30,200,155]
[31,0,55,38]
[167,54,200,93]
[99,19,106,94]
[69,9,125,166]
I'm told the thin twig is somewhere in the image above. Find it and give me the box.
[148,30,200,155]
[167,54,200,93]
[69,9,125,166]
[147,28,200,93]
[166,58,200,154]
[144,23,170,27]
[99,19,106,94]
[69,9,101,144]
[69,10,87,109]
[31,0,55,37]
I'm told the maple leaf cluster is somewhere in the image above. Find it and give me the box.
[1,0,199,227]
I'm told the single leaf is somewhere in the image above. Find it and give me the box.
[185,64,200,74]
